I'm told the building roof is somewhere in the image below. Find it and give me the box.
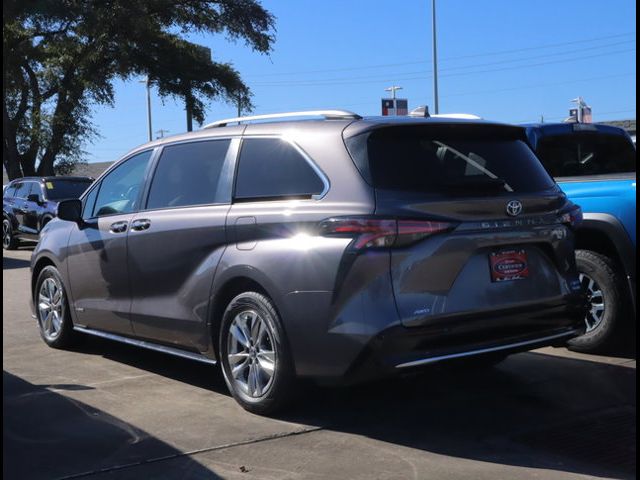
[598,119,636,134]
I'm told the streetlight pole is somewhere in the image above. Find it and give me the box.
[139,77,153,142]
[384,86,403,115]
[385,85,403,100]
[431,0,439,114]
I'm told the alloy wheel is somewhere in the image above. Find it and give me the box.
[38,277,65,340]
[3,220,11,249]
[227,309,276,398]
[580,272,605,333]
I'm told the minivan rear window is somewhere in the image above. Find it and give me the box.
[345,125,556,195]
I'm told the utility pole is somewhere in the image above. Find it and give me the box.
[431,0,440,114]
[155,129,170,139]
[140,77,153,142]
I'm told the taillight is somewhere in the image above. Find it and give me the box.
[320,217,457,250]
[559,205,583,229]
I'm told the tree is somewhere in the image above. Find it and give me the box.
[3,0,275,180]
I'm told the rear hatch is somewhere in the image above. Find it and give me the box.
[344,122,582,329]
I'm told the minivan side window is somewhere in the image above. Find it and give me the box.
[92,151,153,217]
[82,185,99,220]
[234,138,325,200]
[146,140,232,210]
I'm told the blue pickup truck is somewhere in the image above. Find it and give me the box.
[525,123,636,352]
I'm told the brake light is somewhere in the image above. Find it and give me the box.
[560,205,583,229]
[321,217,456,249]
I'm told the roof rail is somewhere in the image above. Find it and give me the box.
[431,113,483,120]
[203,109,362,128]
[409,106,482,120]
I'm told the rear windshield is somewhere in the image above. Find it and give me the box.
[534,132,636,178]
[345,125,556,196]
[45,179,93,200]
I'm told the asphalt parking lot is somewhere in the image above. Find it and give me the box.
[3,247,636,480]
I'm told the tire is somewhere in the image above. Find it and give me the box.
[219,292,296,415]
[3,218,18,250]
[34,266,77,348]
[568,250,624,353]
[40,216,53,232]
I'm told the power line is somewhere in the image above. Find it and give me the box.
[251,48,635,87]
[258,72,635,112]
[251,40,634,86]
[244,32,635,79]
[441,72,635,98]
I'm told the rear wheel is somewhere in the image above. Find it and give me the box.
[3,218,18,250]
[35,266,76,348]
[568,250,624,353]
[219,292,296,415]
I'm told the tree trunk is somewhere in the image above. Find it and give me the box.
[2,104,23,180]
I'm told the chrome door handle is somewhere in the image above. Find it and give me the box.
[109,221,128,233]
[130,219,151,231]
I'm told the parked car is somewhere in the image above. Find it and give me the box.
[31,110,586,414]
[3,176,94,250]
[524,123,636,352]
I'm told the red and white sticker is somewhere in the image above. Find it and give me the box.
[489,249,529,282]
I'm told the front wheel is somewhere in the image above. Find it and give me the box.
[35,266,76,348]
[568,250,624,353]
[219,292,296,415]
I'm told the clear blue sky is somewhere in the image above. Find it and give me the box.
[87,0,636,163]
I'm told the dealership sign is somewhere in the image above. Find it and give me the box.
[381,98,408,116]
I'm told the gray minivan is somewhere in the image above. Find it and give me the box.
[31,110,587,414]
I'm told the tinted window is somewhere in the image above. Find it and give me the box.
[146,140,231,210]
[346,125,556,196]
[15,182,34,199]
[535,133,636,178]
[235,138,325,200]
[93,151,152,217]
[45,179,93,200]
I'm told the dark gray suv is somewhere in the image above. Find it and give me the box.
[31,110,587,414]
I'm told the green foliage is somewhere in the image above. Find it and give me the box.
[3,0,275,180]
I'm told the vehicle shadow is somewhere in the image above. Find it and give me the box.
[2,255,31,270]
[69,336,636,479]
[3,371,222,480]
[68,335,228,393]
[278,352,636,479]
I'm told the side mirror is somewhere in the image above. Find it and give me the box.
[57,199,82,223]
[27,193,42,204]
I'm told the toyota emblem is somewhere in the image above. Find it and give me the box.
[506,200,523,217]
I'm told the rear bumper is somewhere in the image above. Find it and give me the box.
[309,296,586,384]
[393,327,580,369]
